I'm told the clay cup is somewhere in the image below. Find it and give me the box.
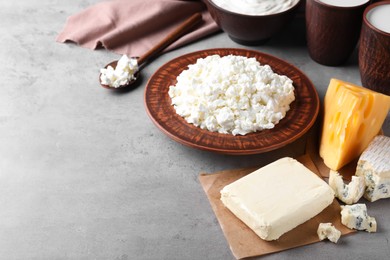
[359,1,390,96]
[306,0,370,66]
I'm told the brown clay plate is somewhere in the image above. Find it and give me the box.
[144,48,319,155]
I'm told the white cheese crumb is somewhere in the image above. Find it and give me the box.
[100,55,139,88]
[168,55,295,135]
[340,204,377,233]
[317,223,341,243]
[328,170,365,204]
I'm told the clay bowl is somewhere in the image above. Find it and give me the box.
[305,0,370,66]
[203,0,302,45]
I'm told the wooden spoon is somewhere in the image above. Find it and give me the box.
[99,12,202,89]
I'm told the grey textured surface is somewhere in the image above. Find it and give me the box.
[1,1,389,259]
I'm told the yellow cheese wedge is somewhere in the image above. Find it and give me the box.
[319,78,390,171]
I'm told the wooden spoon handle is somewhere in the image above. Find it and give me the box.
[137,13,203,65]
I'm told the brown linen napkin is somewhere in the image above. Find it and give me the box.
[56,0,220,55]
[199,154,354,259]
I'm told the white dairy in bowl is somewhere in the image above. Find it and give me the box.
[318,0,369,7]
[168,55,295,136]
[211,0,300,15]
[366,4,390,34]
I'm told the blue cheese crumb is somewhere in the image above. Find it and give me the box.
[340,204,377,233]
[356,135,390,202]
[328,170,365,204]
[317,223,341,243]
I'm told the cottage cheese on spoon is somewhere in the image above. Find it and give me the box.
[168,55,295,136]
[100,55,138,88]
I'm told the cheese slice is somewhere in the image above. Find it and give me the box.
[317,223,341,243]
[328,170,365,204]
[340,204,377,232]
[319,78,390,171]
[356,135,390,202]
[220,157,335,241]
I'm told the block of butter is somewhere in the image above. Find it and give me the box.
[220,157,335,241]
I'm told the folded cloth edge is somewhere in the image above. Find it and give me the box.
[56,0,220,55]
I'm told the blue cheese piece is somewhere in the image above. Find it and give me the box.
[220,157,335,241]
[317,223,341,243]
[355,135,390,202]
[328,170,365,204]
[340,204,377,232]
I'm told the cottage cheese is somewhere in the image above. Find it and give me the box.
[168,55,295,136]
[100,55,138,88]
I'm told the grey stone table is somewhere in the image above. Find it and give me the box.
[1,1,389,259]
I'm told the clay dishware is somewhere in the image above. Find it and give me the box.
[305,0,370,66]
[144,48,319,155]
[203,0,301,45]
[359,1,390,96]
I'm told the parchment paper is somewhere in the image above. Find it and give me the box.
[199,154,354,259]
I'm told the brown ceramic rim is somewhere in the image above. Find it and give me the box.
[363,1,390,36]
[204,0,301,17]
[144,48,319,155]
[313,0,370,10]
